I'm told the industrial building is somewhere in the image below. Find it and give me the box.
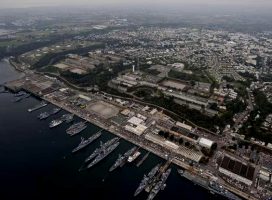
[219,155,255,186]
[145,133,203,163]
[198,138,215,149]
[176,121,193,132]
[170,125,199,142]
[125,116,148,135]
[259,168,271,182]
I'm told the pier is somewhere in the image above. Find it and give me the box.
[4,79,25,93]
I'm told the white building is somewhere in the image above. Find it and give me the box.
[198,138,214,149]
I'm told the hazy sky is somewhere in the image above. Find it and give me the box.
[2,0,272,8]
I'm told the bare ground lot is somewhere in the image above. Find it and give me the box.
[86,101,120,119]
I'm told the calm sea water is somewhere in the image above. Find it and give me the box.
[0,60,221,200]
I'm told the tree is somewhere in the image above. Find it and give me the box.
[164,132,169,139]
[185,141,190,147]
[169,134,174,141]
[158,131,164,137]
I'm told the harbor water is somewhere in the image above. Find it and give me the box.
[0,60,224,200]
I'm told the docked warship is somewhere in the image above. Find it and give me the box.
[109,146,137,172]
[38,108,61,120]
[134,163,161,196]
[66,121,87,136]
[38,112,50,120]
[178,169,242,200]
[28,101,48,112]
[49,119,63,128]
[72,130,102,153]
[178,169,209,190]
[13,93,30,102]
[61,113,74,123]
[85,137,119,163]
[86,141,120,169]
[128,151,141,163]
[147,168,172,200]
[50,107,61,115]
[14,91,26,97]
[208,181,242,200]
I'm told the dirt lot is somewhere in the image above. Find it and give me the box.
[86,101,120,119]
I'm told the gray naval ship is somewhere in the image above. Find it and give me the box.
[109,146,137,172]
[147,168,172,200]
[86,141,120,169]
[84,137,119,163]
[208,181,242,200]
[178,169,242,200]
[72,130,102,153]
[28,101,48,112]
[66,121,87,136]
[51,107,61,115]
[14,91,26,97]
[38,112,50,120]
[61,114,74,123]
[178,169,209,190]
[13,93,31,102]
[134,163,161,196]
[49,119,63,128]
[38,108,61,120]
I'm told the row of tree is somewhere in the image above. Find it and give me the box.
[158,130,193,146]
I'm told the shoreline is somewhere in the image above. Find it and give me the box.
[2,61,258,200]
[7,58,25,73]
[41,96,256,200]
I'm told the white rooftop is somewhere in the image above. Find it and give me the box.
[128,116,144,126]
[198,138,214,148]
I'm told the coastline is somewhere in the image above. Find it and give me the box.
[41,96,257,200]
[2,61,258,200]
[7,57,25,73]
